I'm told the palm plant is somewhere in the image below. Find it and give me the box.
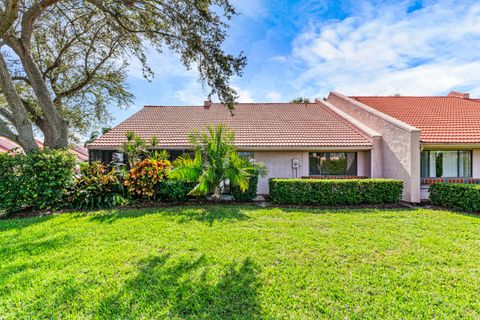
[121,131,168,167]
[171,125,267,202]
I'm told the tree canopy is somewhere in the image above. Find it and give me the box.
[0,0,246,152]
[290,97,311,104]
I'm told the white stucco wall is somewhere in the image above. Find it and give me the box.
[357,151,369,177]
[253,150,372,194]
[473,149,480,177]
[327,92,421,203]
[254,151,306,194]
[318,99,382,178]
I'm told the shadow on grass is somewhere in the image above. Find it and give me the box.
[81,205,253,226]
[97,254,262,319]
[0,214,54,232]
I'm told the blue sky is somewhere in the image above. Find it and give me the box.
[109,0,480,126]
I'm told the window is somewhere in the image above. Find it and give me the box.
[309,152,357,176]
[166,150,187,162]
[238,151,255,159]
[89,150,117,164]
[421,150,472,178]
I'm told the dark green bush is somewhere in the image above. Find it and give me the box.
[269,178,403,205]
[231,174,259,202]
[0,149,75,214]
[68,162,128,210]
[429,183,480,212]
[156,179,197,203]
[0,153,26,213]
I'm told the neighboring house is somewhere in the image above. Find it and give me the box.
[88,91,480,202]
[0,137,89,162]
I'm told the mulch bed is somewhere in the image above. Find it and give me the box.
[3,200,478,221]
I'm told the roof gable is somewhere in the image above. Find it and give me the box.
[352,96,480,144]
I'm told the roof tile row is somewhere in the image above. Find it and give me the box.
[90,103,373,148]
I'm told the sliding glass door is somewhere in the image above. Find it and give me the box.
[421,150,472,178]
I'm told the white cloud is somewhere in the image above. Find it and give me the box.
[174,80,205,105]
[266,91,282,102]
[289,0,480,97]
[234,86,255,103]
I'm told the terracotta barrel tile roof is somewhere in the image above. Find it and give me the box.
[352,96,480,144]
[89,102,372,149]
[0,137,88,161]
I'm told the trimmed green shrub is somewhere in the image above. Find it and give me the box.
[156,179,197,203]
[0,153,26,213]
[0,149,75,214]
[23,150,76,210]
[68,163,128,210]
[429,183,480,212]
[269,178,403,205]
[231,174,259,202]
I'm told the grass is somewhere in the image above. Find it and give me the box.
[0,206,479,319]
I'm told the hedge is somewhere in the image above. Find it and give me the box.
[0,149,75,214]
[156,180,197,203]
[269,178,403,205]
[231,174,259,202]
[429,183,480,212]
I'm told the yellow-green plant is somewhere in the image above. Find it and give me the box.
[171,125,266,202]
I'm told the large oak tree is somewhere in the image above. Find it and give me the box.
[0,0,245,152]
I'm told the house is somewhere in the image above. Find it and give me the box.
[0,137,89,162]
[88,91,480,203]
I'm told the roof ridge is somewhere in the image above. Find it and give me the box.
[144,102,317,108]
[351,95,464,98]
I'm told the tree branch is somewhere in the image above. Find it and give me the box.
[12,76,31,86]
[0,0,20,37]
[54,39,120,103]
[0,117,18,142]
[86,0,183,40]
[21,0,61,44]
[0,49,38,151]
[0,105,15,123]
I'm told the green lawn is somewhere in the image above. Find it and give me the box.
[1,206,479,319]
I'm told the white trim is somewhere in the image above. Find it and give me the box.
[329,91,421,133]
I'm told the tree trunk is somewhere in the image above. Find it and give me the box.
[0,51,38,152]
[42,119,69,149]
[16,123,39,152]
[211,185,222,203]
[13,40,69,149]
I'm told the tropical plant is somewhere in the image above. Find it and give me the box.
[171,125,267,202]
[84,128,111,147]
[121,131,168,167]
[68,162,128,210]
[231,173,259,202]
[124,158,172,200]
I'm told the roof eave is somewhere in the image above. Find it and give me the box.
[421,142,480,149]
[88,145,373,151]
